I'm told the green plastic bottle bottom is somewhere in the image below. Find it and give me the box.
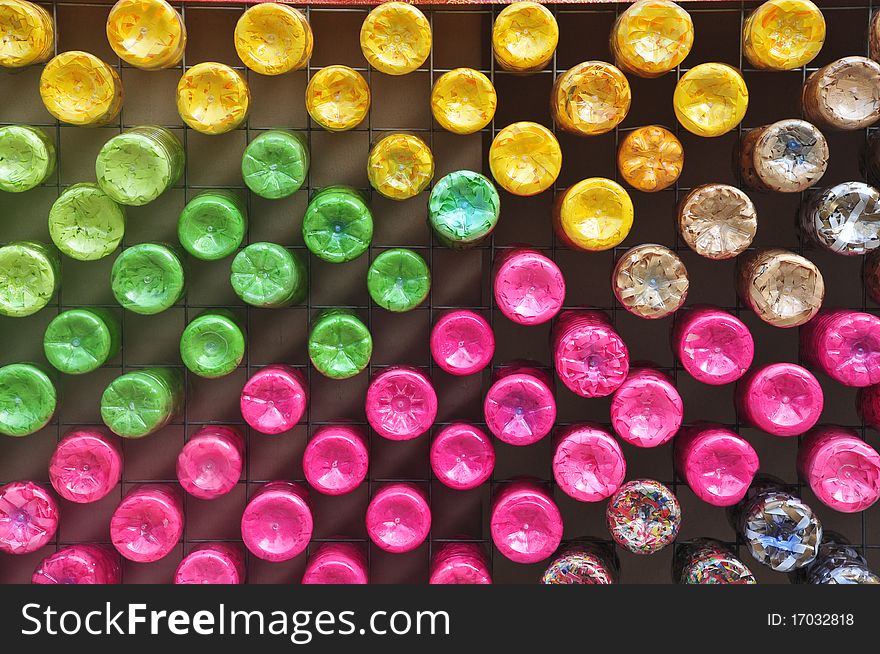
[230,242,307,308]
[96,126,184,206]
[43,308,121,375]
[101,368,184,438]
[0,363,57,437]
[177,190,247,261]
[241,130,309,200]
[0,125,56,193]
[308,310,373,380]
[302,186,373,263]
[428,170,501,248]
[367,248,431,312]
[48,183,125,261]
[111,243,186,315]
[180,311,246,379]
[0,241,60,318]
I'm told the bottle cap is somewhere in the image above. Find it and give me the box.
[240,364,308,435]
[798,426,880,513]
[230,242,307,308]
[306,65,370,132]
[428,170,500,248]
[0,124,55,192]
[672,306,754,385]
[367,248,431,312]
[484,366,556,446]
[0,0,54,68]
[431,68,496,135]
[242,130,309,200]
[611,368,682,447]
[367,133,434,201]
[492,1,558,72]
[430,543,492,584]
[493,248,565,326]
[176,62,250,135]
[49,429,122,503]
[106,0,186,70]
[180,311,245,379]
[490,480,563,564]
[234,3,312,75]
[552,309,629,397]
[553,424,626,502]
[673,62,748,137]
[308,310,372,379]
[0,362,56,437]
[0,241,59,317]
[678,184,757,259]
[177,190,247,261]
[430,310,494,376]
[360,2,431,75]
[366,483,431,554]
[674,424,760,506]
[612,244,689,319]
[303,425,369,496]
[743,0,825,70]
[302,543,368,584]
[49,183,125,261]
[610,0,694,78]
[110,484,184,563]
[111,243,185,315]
[176,426,244,500]
[606,479,681,554]
[541,542,619,584]
[489,121,561,196]
[366,366,437,441]
[40,51,123,126]
[100,368,183,438]
[175,543,246,584]
[552,61,630,136]
[617,125,684,192]
[241,482,313,562]
[302,186,373,264]
[735,362,823,436]
[430,423,495,490]
[553,178,633,251]
[0,481,59,554]
[33,544,121,584]
[44,308,120,375]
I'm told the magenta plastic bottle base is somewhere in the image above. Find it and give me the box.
[493,247,566,326]
[302,543,369,584]
[0,481,59,555]
[483,365,556,446]
[674,424,759,507]
[48,429,122,503]
[673,305,754,385]
[241,482,313,562]
[430,423,496,490]
[240,364,308,435]
[552,310,629,397]
[365,366,438,441]
[610,367,683,448]
[303,425,369,496]
[366,483,431,554]
[110,484,184,563]
[176,426,244,500]
[490,480,563,564]
[430,310,495,376]
[798,427,880,513]
[429,542,492,584]
[552,423,626,502]
[32,544,121,584]
[175,544,246,584]
[736,363,823,437]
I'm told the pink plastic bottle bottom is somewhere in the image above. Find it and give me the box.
[176,426,244,500]
[673,306,754,385]
[552,310,629,398]
[110,484,184,563]
[674,425,759,507]
[606,479,681,555]
[32,544,121,584]
[493,248,566,326]
[483,367,556,446]
[241,482,313,562]
[429,542,492,584]
[240,364,308,435]
[798,427,880,513]
[736,362,823,437]
[610,368,683,447]
[48,429,122,503]
[430,423,496,490]
[302,542,369,584]
[552,423,626,502]
[366,483,432,554]
[303,425,369,496]
[801,310,880,387]
[490,480,564,564]
[175,543,246,584]
[365,366,438,441]
[430,310,495,376]
[0,481,59,555]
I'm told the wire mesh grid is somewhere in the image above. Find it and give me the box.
[0,0,878,583]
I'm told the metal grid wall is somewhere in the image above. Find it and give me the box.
[0,0,878,584]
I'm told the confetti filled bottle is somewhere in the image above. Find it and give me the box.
[430,543,492,585]
[739,120,828,193]
[673,539,756,584]
[800,182,880,255]
[672,305,754,385]
[673,63,748,137]
[799,531,880,584]
[541,541,619,584]
[48,184,125,261]
[742,0,825,70]
[551,61,630,136]
[306,65,370,132]
[0,124,55,192]
[33,545,121,585]
[489,122,561,196]
[360,2,431,76]
[798,426,880,513]
[96,126,184,206]
[553,178,634,252]
[430,310,494,376]
[366,483,431,554]
[612,244,689,319]
[242,130,309,200]
[0,0,54,68]
[302,543,368,585]
[234,3,312,75]
[493,247,565,326]
[552,423,626,502]
[176,62,250,135]
[177,190,247,262]
[0,362,57,437]
[735,363,823,437]
[48,429,122,503]
[303,425,369,496]
[490,479,563,564]
[106,0,186,70]
[302,186,373,264]
[606,479,681,555]
[431,68,497,135]
[428,170,500,248]
[430,423,495,491]
[552,309,629,397]
[367,133,434,201]
[0,481,59,554]
[800,310,880,387]
[230,242,307,308]
[677,184,757,260]
[483,363,556,446]
[308,309,373,380]
[40,51,123,126]
[366,366,437,441]
[241,482,313,562]
[110,484,184,563]
[240,364,308,435]
[0,241,60,317]
[617,125,683,192]
[176,426,244,500]
[803,57,880,130]
[736,249,824,328]
[492,1,558,72]
[175,544,246,585]
[610,0,694,78]
[610,367,683,448]
[100,367,184,438]
[110,243,186,315]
